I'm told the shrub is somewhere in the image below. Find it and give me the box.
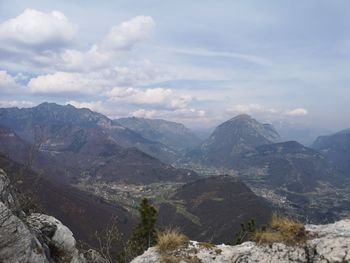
[157,228,189,254]
[234,219,259,244]
[253,214,307,245]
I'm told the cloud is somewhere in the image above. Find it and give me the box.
[285,108,308,116]
[59,46,111,72]
[58,16,156,72]
[0,12,156,74]
[101,16,155,51]
[131,107,206,120]
[65,100,106,113]
[227,104,278,114]
[106,87,192,110]
[27,64,161,95]
[131,109,158,118]
[27,72,103,94]
[227,104,308,118]
[0,70,22,93]
[168,47,272,67]
[0,9,76,51]
[0,100,35,108]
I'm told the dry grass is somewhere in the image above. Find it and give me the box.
[214,248,222,255]
[160,255,201,263]
[198,242,215,250]
[253,214,307,245]
[157,229,189,254]
[185,256,201,263]
[160,255,181,263]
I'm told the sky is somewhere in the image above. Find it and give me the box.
[0,0,349,131]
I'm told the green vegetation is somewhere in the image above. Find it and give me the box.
[129,198,157,253]
[117,198,157,262]
[234,219,263,245]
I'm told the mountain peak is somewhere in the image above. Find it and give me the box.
[194,115,280,166]
[116,117,202,151]
[229,114,252,121]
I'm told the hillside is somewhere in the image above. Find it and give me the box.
[0,154,136,250]
[0,103,179,164]
[157,176,272,244]
[234,141,350,222]
[116,117,202,151]
[312,129,350,175]
[185,114,280,167]
[0,104,196,184]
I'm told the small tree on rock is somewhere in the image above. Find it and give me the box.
[119,198,157,262]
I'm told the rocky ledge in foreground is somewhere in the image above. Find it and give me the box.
[0,168,107,263]
[132,219,350,263]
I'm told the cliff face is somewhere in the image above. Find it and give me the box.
[0,168,107,263]
[131,219,350,263]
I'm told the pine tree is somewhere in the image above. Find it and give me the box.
[118,198,157,262]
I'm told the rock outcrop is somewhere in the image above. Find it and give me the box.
[131,219,350,263]
[0,168,107,263]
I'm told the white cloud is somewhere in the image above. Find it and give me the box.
[131,107,206,120]
[65,100,106,113]
[0,100,35,108]
[227,104,278,114]
[0,70,21,93]
[58,17,156,72]
[0,9,76,50]
[101,16,155,51]
[59,46,111,72]
[131,109,158,118]
[285,108,308,116]
[27,64,161,95]
[0,12,156,75]
[106,87,192,110]
[227,104,308,118]
[27,71,106,94]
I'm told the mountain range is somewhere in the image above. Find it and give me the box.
[116,117,202,152]
[0,102,350,248]
[312,129,350,175]
[0,102,275,248]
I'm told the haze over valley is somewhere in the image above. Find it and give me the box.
[1,1,350,263]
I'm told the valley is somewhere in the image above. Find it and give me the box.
[0,102,350,250]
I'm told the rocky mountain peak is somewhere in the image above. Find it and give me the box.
[228,113,252,121]
[212,114,280,143]
[116,117,202,151]
[192,115,280,166]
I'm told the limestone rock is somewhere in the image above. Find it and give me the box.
[0,169,49,263]
[131,219,350,263]
[27,214,77,253]
[0,168,106,263]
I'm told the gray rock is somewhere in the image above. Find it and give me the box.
[0,169,20,212]
[0,169,49,263]
[27,214,77,254]
[131,219,350,263]
[82,249,110,263]
[0,168,106,263]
